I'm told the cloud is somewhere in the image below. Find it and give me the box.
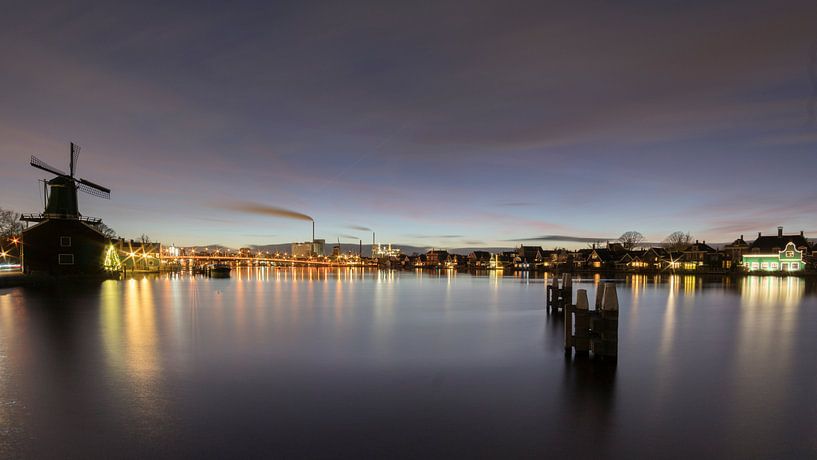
[507,235,614,243]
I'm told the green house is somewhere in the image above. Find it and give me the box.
[742,242,803,272]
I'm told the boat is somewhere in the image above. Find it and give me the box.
[208,263,232,277]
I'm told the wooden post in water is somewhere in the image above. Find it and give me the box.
[595,282,604,309]
[547,275,559,311]
[590,282,619,359]
[573,289,590,354]
[564,288,573,354]
[562,273,573,308]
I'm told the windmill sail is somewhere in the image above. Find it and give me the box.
[70,143,80,177]
[78,179,111,199]
[30,155,67,177]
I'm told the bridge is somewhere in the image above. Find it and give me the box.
[158,254,374,267]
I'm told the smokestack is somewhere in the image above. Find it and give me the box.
[312,221,315,242]
[373,232,376,246]
[778,226,783,237]
[758,232,761,238]
[359,240,362,257]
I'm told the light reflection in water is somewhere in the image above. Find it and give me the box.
[730,276,804,440]
[0,269,814,458]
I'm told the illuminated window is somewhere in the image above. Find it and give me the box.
[786,251,794,257]
[761,262,768,269]
[770,262,778,269]
[792,262,800,270]
[60,236,71,247]
[751,262,759,270]
[58,254,74,265]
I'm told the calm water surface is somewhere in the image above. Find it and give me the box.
[1,269,816,458]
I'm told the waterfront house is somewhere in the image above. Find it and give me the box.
[641,247,670,270]
[116,238,162,272]
[468,251,492,269]
[587,248,616,269]
[742,241,804,272]
[22,218,109,275]
[426,250,450,268]
[681,241,723,271]
[742,227,809,272]
[748,227,809,255]
[515,245,546,270]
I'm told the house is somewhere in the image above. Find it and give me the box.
[587,248,617,269]
[618,250,646,271]
[425,250,450,268]
[115,239,162,272]
[641,247,671,270]
[743,241,804,272]
[747,227,809,255]
[741,227,809,272]
[22,218,110,275]
[468,251,492,269]
[681,241,723,270]
[515,245,546,270]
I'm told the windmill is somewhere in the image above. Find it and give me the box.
[23,142,110,222]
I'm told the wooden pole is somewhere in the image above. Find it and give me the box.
[574,289,590,353]
[564,288,573,354]
[600,283,619,359]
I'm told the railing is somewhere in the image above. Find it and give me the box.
[19,213,102,224]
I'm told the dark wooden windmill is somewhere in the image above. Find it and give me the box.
[21,143,114,276]
[23,142,110,222]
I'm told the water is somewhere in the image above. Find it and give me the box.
[1,269,816,458]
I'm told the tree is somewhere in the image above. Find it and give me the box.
[663,231,693,251]
[140,234,151,244]
[0,207,24,239]
[618,231,645,250]
[94,222,117,239]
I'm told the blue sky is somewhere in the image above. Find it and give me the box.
[1,0,816,248]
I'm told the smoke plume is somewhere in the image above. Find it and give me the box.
[223,202,313,222]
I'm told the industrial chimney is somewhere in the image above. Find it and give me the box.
[778,226,783,237]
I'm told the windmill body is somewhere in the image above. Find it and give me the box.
[21,143,115,276]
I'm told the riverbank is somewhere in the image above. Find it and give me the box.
[0,272,28,288]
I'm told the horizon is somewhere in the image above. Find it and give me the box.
[2,1,817,248]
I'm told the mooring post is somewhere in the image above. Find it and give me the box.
[562,273,573,308]
[594,282,603,309]
[564,289,573,354]
[548,275,559,310]
[599,283,619,359]
[573,289,590,354]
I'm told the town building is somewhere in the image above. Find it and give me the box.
[743,242,804,272]
[21,144,113,276]
[23,219,110,275]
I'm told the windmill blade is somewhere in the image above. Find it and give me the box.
[30,155,68,177]
[70,142,80,177]
[78,178,111,199]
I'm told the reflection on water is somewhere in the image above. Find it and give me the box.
[1,270,816,458]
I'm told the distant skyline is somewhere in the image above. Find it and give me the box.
[2,1,817,249]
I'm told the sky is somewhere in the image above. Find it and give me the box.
[1,0,816,249]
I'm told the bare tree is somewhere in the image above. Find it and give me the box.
[139,234,151,244]
[663,231,693,251]
[94,222,117,239]
[618,231,645,250]
[0,207,24,239]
